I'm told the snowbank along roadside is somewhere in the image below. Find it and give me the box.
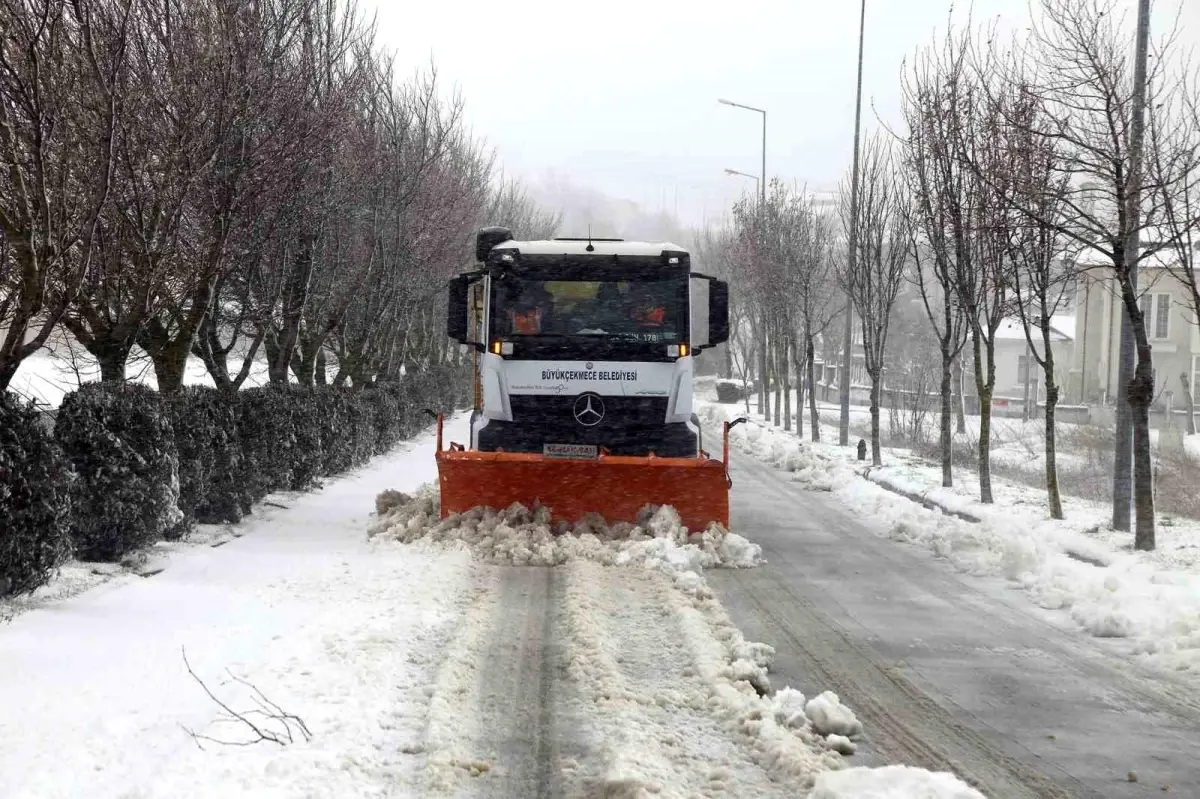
[370,488,983,798]
[698,400,1200,679]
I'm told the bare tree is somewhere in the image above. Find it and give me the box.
[63,0,224,384]
[786,193,840,442]
[0,0,124,390]
[730,190,779,422]
[753,179,798,430]
[134,0,321,393]
[901,29,973,487]
[248,0,372,386]
[692,225,738,381]
[297,64,471,386]
[697,221,759,413]
[950,51,1014,505]
[486,176,562,241]
[997,79,1076,520]
[840,135,909,466]
[0,0,554,403]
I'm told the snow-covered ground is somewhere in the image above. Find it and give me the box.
[1,409,982,798]
[720,382,1164,456]
[812,766,987,799]
[0,419,476,797]
[698,399,1200,680]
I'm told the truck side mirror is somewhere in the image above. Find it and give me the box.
[447,276,470,342]
[709,280,729,345]
[690,277,711,350]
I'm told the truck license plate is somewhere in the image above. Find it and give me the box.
[543,443,599,459]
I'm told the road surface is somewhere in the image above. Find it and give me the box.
[711,447,1200,798]
[418,561,815,797]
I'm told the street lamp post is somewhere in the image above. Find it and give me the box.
[839,0,867,447]
[719,97,768,416]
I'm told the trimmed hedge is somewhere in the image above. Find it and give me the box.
[235,386,293,507]
[167,386,242,527]
[315,386,356,476]
[0,394,74,597]
[3,370,460,595]
[55,383,183,562]
[365,386,405,452]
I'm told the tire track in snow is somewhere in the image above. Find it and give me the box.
[420,565,583,797]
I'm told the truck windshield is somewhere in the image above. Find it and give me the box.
[491,276,686,343]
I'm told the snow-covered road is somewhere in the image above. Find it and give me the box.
[370,492,866,796]
[417,560,834,797]
[714,446,1200,798]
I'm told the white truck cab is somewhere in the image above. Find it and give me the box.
[446,227,729,459]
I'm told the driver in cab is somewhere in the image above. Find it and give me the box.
[505,283,552,334]
[627,286,667,332]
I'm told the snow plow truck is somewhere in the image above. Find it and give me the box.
[434,226,741,530]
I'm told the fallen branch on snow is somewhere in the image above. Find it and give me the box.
[180,646,312,749]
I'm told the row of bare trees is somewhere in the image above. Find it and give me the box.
[697,180,843,442]
[0,0,558,396]
[901,0,1200,548]
[706,0,1200,551]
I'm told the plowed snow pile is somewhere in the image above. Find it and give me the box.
[811,764,987,798]
[369,484,763,593]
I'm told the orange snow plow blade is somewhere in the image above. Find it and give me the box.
[432,416,741,531]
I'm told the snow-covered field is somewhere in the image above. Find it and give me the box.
[7,345,273,409]
[698,399,1200,679]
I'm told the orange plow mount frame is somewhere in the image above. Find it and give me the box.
[433,415,743,531]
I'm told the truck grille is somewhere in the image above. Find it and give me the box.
[479,395,694,457]
[509,395,668,427]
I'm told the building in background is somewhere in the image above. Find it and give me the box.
[1070,244,1200,422]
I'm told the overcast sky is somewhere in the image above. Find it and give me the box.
[365,0,1198,230]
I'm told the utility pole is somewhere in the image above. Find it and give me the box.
[1112,0,1152,533]
[839,0,867,446]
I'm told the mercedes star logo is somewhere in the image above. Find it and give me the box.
[573,393,605,427]
[585,361,594,370]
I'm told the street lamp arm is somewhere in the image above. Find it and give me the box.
[718,98,766,116]
[723,168,760,182]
